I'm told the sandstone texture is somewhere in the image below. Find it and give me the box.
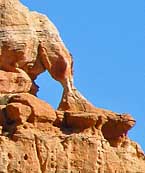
[0,0,95,111]
[0,0,144,173]
[0,70,32,94]
[0,94,144,173]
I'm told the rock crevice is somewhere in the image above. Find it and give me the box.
[34,135,43,173]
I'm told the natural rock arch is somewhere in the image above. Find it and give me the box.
[0,0,95,112]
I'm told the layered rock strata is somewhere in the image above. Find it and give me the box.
[0,0,144,173]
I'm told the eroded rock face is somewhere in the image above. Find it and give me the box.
[0,70,32,94]
[0,0,96,112]
[0,0,145,173]
[0,94,144,173]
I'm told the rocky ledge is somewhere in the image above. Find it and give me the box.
[0,93,144,173]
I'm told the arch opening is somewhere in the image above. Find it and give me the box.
[35,71,63,109]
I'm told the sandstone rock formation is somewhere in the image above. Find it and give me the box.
[0,0,144,172]
[0,94,144,173]
[0,0,95,112]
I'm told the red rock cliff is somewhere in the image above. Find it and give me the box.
[0,0,144,172]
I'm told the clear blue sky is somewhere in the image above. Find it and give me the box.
[21,0,145,152]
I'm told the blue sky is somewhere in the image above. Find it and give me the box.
[21,0,145,152]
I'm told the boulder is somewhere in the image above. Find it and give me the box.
[9,93,56,124]
[6,103,31,125]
